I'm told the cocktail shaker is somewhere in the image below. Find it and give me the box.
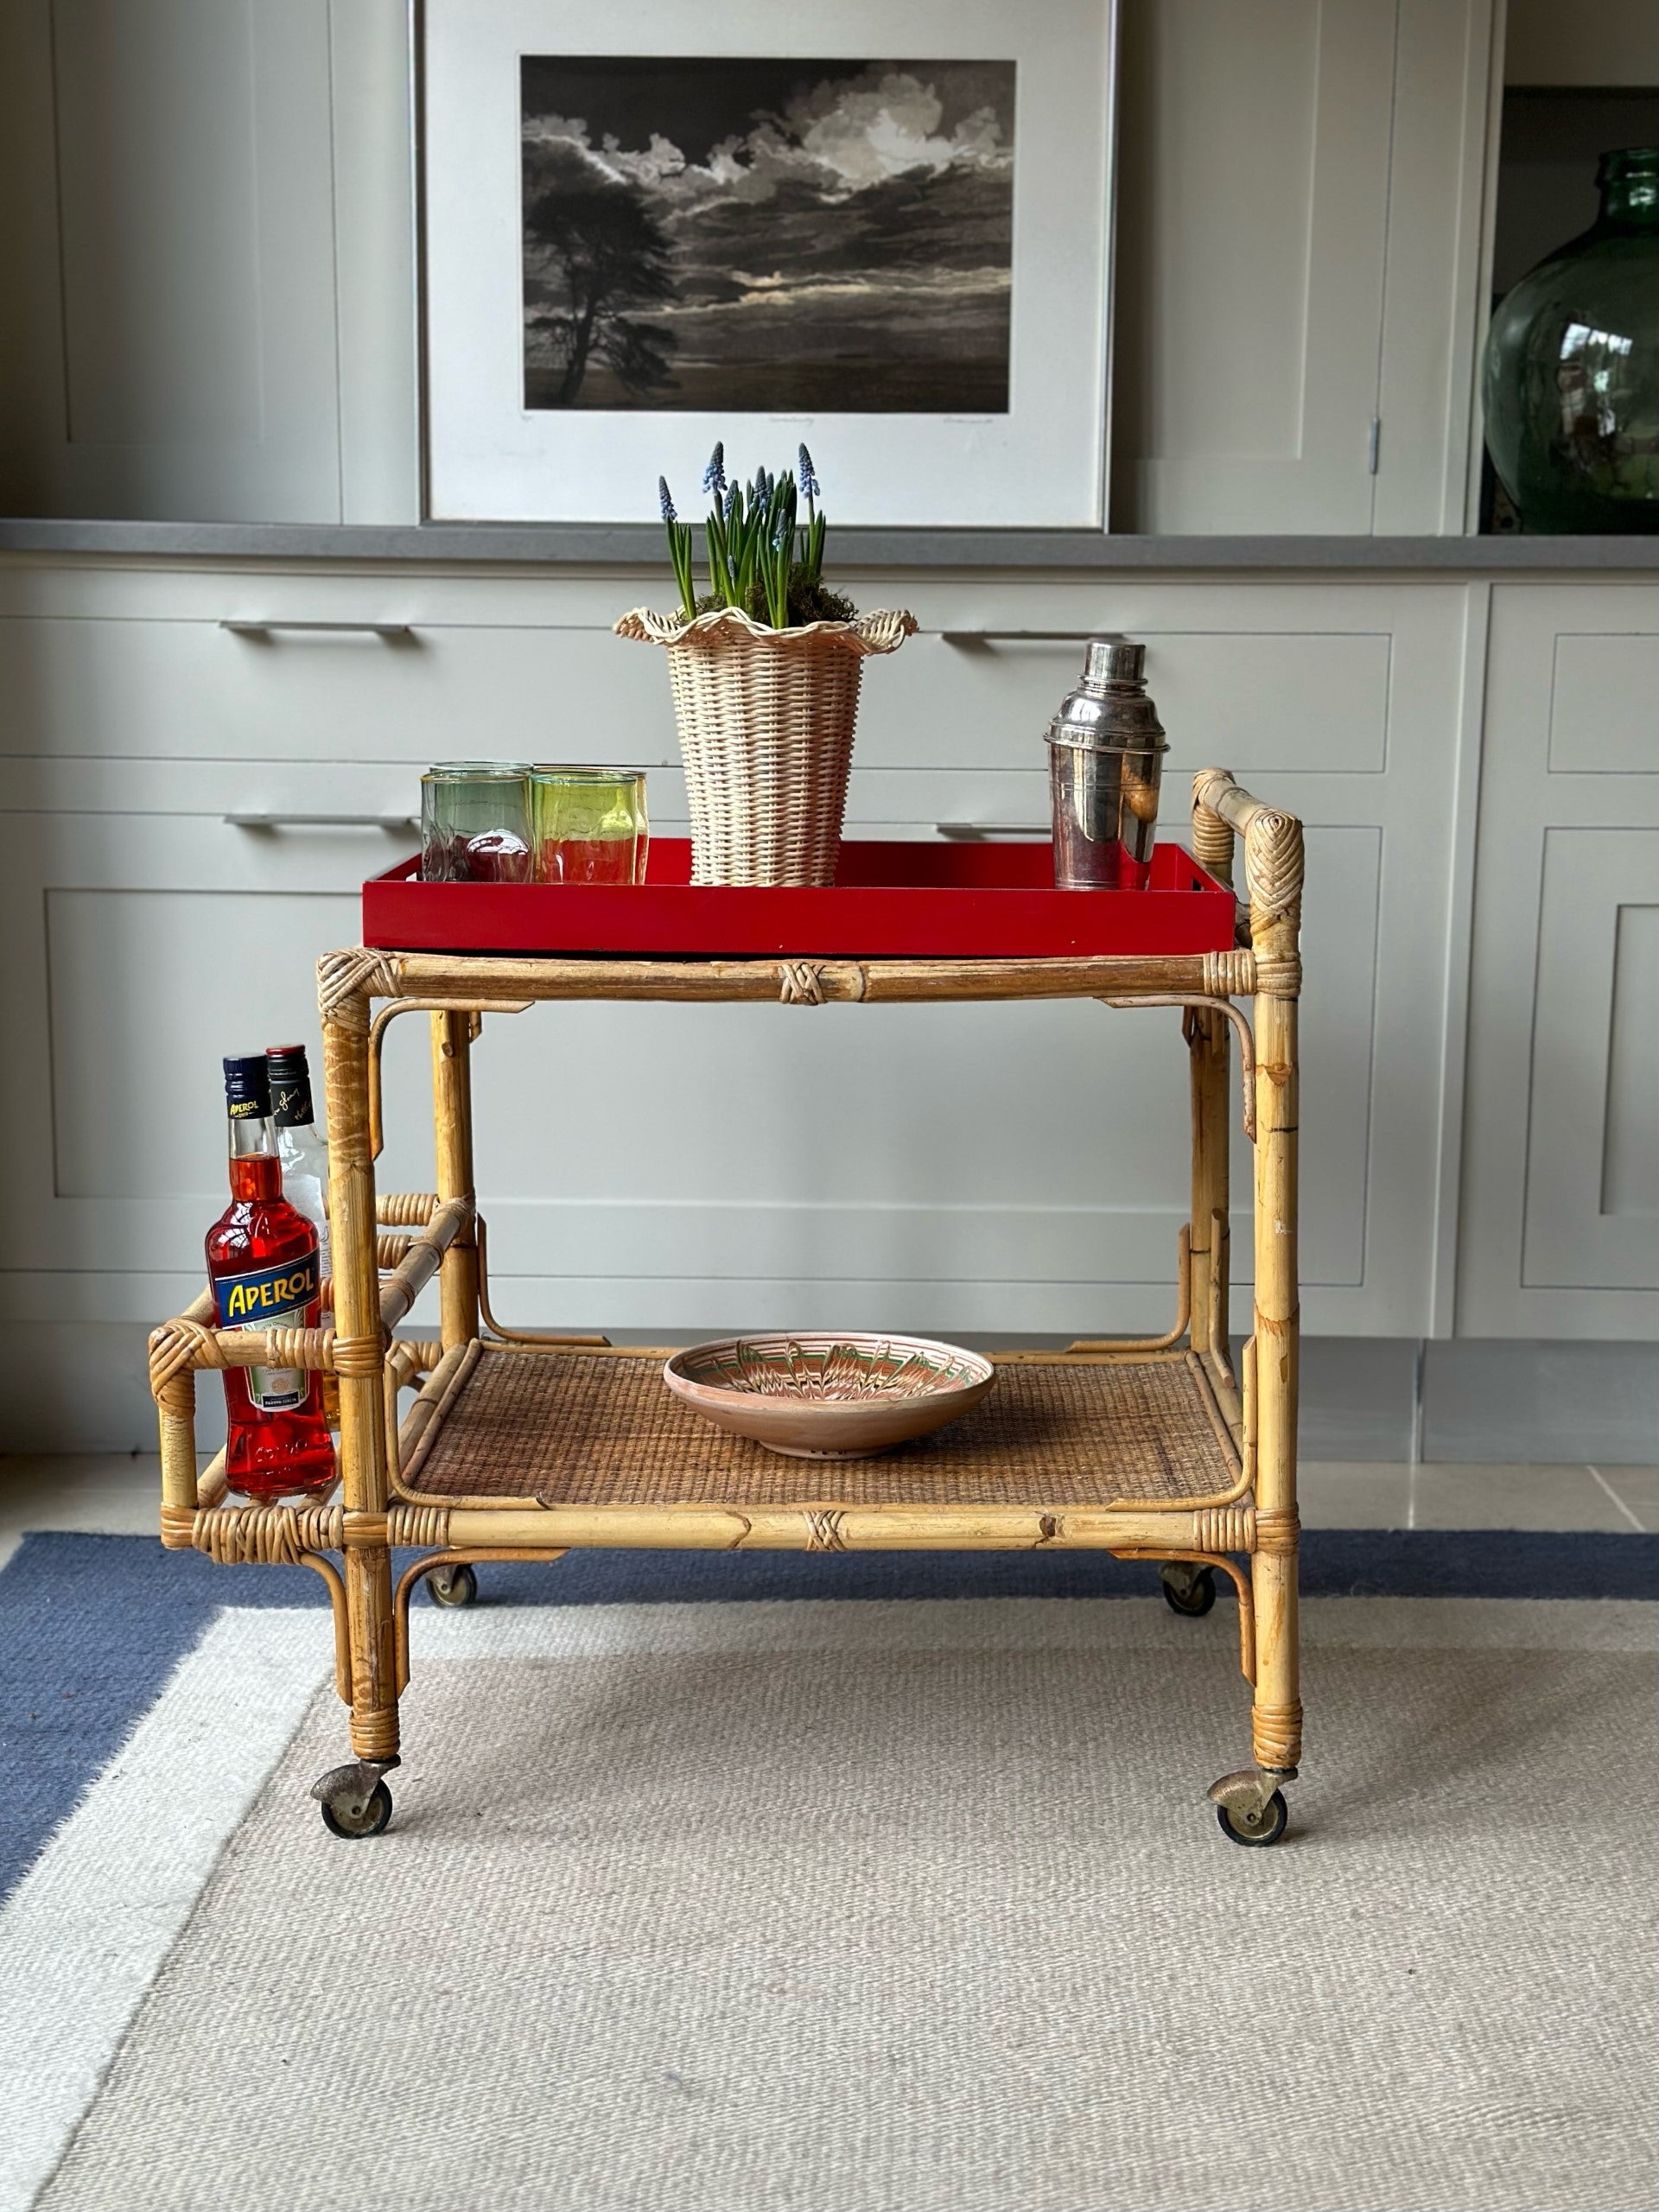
[1046,636,1168,889]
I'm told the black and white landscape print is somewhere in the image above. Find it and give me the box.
[520,56,1014,413]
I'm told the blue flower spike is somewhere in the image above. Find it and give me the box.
[663,443,829,626]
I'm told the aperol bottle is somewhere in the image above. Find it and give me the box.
[207,1056,336,1500]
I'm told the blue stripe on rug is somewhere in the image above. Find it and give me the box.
[3,1529,1654,1901]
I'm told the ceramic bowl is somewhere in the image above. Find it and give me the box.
[663,1333,995,1459]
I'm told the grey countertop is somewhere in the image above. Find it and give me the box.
[1,517,1657,571]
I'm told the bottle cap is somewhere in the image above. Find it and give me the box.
[264,1045,315,1128]
[1080,635,1147,687]
[267,1044,316,1132]
[223,1054,271,1122]
[1046,633,1166,753]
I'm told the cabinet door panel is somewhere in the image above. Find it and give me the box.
[1548,635,1659,773]
[0,817,435,1314]
[0,1,341,521]
[1460,585,1659,1337]
[1521,831,1659,1288]
[1114,0,1394,531]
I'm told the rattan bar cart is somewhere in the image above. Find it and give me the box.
[149,769,1305,1846]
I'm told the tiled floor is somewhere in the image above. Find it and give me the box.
[1,1452,1654,1571]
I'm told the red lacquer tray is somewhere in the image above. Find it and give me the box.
[362,840,1236,960]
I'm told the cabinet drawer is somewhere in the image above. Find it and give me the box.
[861,626,1390,774]
[0,753,1052,840]
[2,574,1439,781]
[2,803,1377,1337]
[0,613,674,765]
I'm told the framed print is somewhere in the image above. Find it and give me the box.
[420,1,1117,527]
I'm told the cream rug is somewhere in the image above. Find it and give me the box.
[23,1598,1659,2212]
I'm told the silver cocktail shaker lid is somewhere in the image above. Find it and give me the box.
[1046,633,1167,752]
[1082,635,1147,685]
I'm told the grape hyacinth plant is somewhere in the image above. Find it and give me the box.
[659,476,696,625]
[655,445,855,631]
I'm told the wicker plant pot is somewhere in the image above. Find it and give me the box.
[615,604,917,885]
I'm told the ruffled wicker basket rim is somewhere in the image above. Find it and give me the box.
[614,604,917,654]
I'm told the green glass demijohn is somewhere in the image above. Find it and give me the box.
[1482,146,1659,533]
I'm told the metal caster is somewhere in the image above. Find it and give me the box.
[1160,1562,1217,1617]
[1216,1789,1288,1847]
[1208,1767,1293,1847]
[311,1758,397,1840]
[428,1562,478,1608]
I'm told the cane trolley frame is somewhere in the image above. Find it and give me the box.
[150,770,1306,1847]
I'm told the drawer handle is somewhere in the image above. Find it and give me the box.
[936,822,1049,841]
[226,812,417,831]
[220,620,414,640]
[938,630,1100,645]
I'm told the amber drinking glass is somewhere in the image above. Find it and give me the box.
[420,764,533,883]
[531,767,648,886]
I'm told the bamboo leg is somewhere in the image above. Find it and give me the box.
[1249,981,1301,1778]
[1224,791,1303,1784]
[431,1010,480,1351]
[1187,1009,1231,1359]
[1192,772,1303,1837]
[322,982,398,1769]
[150,1288,214,1533]
[156,1366,200,1522]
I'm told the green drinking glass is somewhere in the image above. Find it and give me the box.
[420,765,533,884]
[530,767,649,886]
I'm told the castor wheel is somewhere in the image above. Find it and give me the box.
[1160,1562,1217,1617]
[1216,1789,1289,1847]
[428,1562,478,1608]
[318,1779,393,1840]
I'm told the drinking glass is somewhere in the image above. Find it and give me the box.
[421,764,533,883]
[531,767,649,886]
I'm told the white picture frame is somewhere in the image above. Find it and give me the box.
[419,0,1117,528]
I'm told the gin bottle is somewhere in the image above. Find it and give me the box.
[266,1044,331,1279]
[206,1056,336,1500]
[266,1043,338,1427]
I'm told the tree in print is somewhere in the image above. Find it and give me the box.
[524,150,678,405]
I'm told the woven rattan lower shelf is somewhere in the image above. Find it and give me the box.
[396,1343,1244,1534]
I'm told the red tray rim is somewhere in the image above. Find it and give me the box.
[361,838,1238,961]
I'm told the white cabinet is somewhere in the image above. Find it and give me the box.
[0,804,439,1326]
[1114,0,1395,532]
[1111,0,1494,535]
[0,0,415,523]
[0,0,1499,537]
[1459,585,1659,1338]
[0,561,1474,1347]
